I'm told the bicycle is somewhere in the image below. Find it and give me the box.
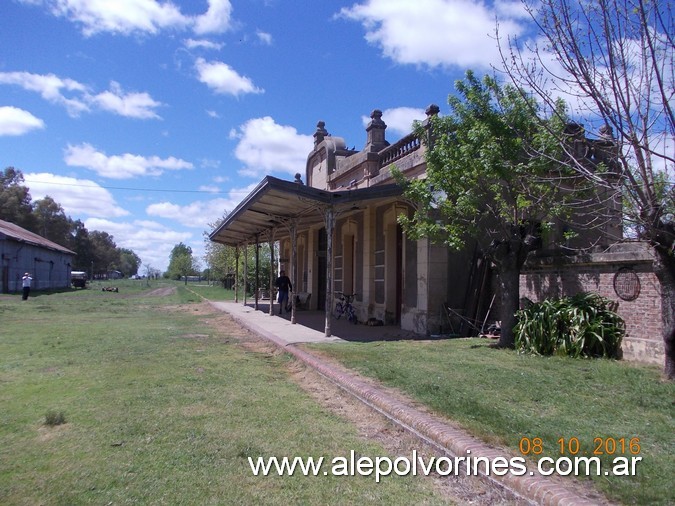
[333,292,358,324]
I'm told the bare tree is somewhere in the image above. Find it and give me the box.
[500,0,674,378]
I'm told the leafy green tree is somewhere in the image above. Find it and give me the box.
[118,248,141,277]
[167,242,197,282]
[174,254,194,284]
[204,216,231,283]
[397,72,577,348]
[32,196,74,246]
[89,230,120,276]
[0,167,36,231]
[204,217,275,293]
[70,220,93,273]
[204,215,248,288]
[245,243,273,296]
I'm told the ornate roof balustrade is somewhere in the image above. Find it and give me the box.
[378,132,421,168]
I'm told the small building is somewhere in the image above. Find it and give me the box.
[108,270,123,280]
[0,219,75,293]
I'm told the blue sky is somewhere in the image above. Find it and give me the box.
[1,0,533,272]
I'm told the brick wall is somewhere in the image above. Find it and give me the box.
[520,242,664,365]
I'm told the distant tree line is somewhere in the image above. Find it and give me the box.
[1,167,141,278]
[203,215,274,294]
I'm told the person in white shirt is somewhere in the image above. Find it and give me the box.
[22,272,32,300]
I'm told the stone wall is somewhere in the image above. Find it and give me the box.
[520,242,664,365]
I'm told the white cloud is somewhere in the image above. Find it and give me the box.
[199,158,221,169]
[84,217,192,272]
[184,38,224,51]
[361,107,427,137]
[146,201,209,228]
[0,71,89,116]
[195,58,264,96]
[35,0,188,36]
[495,0,532,20]
[0,71,163,119]
[23,172,129,218]
[256,30,273,45]
[0,106,45,136]
[193,0,233,35]
[64,143,194,179]
[231,117,313,178]
[146,182,259,230]
[89,81,164,119]
[339,0,527,70]
[0,71,87,100]
[147,196,238,228]
[198,185,221,193]
[21,0,234,37]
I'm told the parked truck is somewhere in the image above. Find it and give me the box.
[71,271,88,288]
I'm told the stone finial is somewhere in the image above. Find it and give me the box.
[563,122,586,159]
[425,104,440,117]
[369,109,385,126]
[313,120,329,146]
[366,109,387,151]
[564,122,584,137]
[599,124,614,140]
[294,173,304,185]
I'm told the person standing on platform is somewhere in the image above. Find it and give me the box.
[275,270,292,315]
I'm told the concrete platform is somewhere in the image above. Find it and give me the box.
[209,301,422,344]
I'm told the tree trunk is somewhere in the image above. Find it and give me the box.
[496,248,523,349]
[489,230,537,348]
[652,248,675,379]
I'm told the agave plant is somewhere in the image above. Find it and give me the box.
[515,292,624,358]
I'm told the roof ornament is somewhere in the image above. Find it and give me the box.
[313,120,329,146]
[599,124,614,140]
[369,109,385,127]
[366,109,387,151]
[425,104,440,117]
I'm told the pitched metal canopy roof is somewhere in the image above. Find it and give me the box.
[209,176,403,246]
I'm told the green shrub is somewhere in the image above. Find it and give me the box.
[44,410,66,426]
[515,292,624,358]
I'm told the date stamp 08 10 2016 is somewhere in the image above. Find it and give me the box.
[518,436,641,457]
[517,436,643,477]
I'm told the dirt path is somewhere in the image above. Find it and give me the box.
[146,286,177,297]
[186,302,527,505]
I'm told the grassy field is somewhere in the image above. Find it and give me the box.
[0,281,449,505]
[158,281,674,504]
[307,338,675,505]
[176,281,238,301]
[3,280,673,504]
